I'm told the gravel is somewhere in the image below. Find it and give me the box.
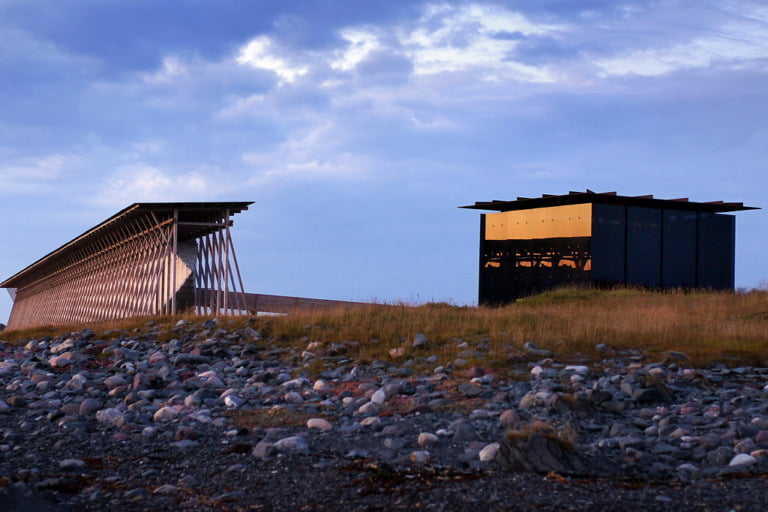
[2,320,768,511]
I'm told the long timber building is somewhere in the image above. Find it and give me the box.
[1,202,253,330]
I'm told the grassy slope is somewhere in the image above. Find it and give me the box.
[2,288,767,367]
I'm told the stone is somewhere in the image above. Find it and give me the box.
[59,458,86,471]
[356,401,379,416]
[564,365,589,375]
[409,451,430,464]
[103,375,127,390]
[360,417,381,429]
[479,442,500,462]
[412,333,428,348]
[499,409,519,427]
[498,430,588,474]
[224,394,245,408]
[307,418,332,431]
[370,388,387,405]
[252,441,276,459]
[274,435,309,455]
[79,398,102,416]
[313,380,331,392]
[418,433,439,446]
[283,391,303,405]
[153,484,181,494]
[458,382,483,397]
[153,406,178,422]
[729,453,757,467]
[451,421,477,442]
[96,408,126,427]
[523,341,553,358]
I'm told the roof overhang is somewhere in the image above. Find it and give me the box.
[461,190,759,213]
[1,202,253,289]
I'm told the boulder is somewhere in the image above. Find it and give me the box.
[497,427,588,475]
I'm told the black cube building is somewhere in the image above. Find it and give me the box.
[462,191,758,305]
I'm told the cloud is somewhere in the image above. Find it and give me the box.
[236,36,308,83]
[141,56,190,83]
[98,167,219,205]
[595,34,768,77]
[0,154,75,194]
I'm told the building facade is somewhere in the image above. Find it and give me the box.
[462,191,757,305]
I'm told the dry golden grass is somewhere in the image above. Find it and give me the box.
[2,287,766,366]
[254,287,768,366]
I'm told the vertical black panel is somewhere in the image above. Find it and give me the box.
[697,213,735,289]
[626,207,662,287]
[662,210,698,287]
[591,203,626,284]
[478,214,486,303]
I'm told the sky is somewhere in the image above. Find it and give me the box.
[1,0,767,324]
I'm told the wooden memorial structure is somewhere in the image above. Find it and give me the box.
[1,202,252,329]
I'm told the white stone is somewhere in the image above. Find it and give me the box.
[565,365,589,375]
[729,453,757,467]
[153,406,178,422]
[281,377,310,390]
[418,433,439,446]
[479,442,500,462]
[360,416,381,428]
[313,380,331,392]
[274,435,309,455]
[370,389,387,406]
[356,401,379,416]
[224,394,244,408]
[307,418,332,431]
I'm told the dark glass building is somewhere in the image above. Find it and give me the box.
[462,191,758,305]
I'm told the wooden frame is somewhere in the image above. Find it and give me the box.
[1,202,252,329]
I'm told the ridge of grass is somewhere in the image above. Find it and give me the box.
[1,287,766,367]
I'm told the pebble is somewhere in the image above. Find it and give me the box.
[59,458,86,471]
[409,451,430,463]
[479,442,500,462]
[274,435,310,455]
[418,432,439,446]
[95,408,126,427]
[307,418,332,431]
[154,406,178,422]
[729,454,757,467]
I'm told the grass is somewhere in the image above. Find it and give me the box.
[2,287,767,367]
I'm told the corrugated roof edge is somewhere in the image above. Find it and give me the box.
[0,202,254,288]
[460,190,759,213]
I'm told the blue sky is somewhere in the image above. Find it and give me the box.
[1,0,767,323]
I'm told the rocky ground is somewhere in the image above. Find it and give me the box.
[2,319,768,511]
